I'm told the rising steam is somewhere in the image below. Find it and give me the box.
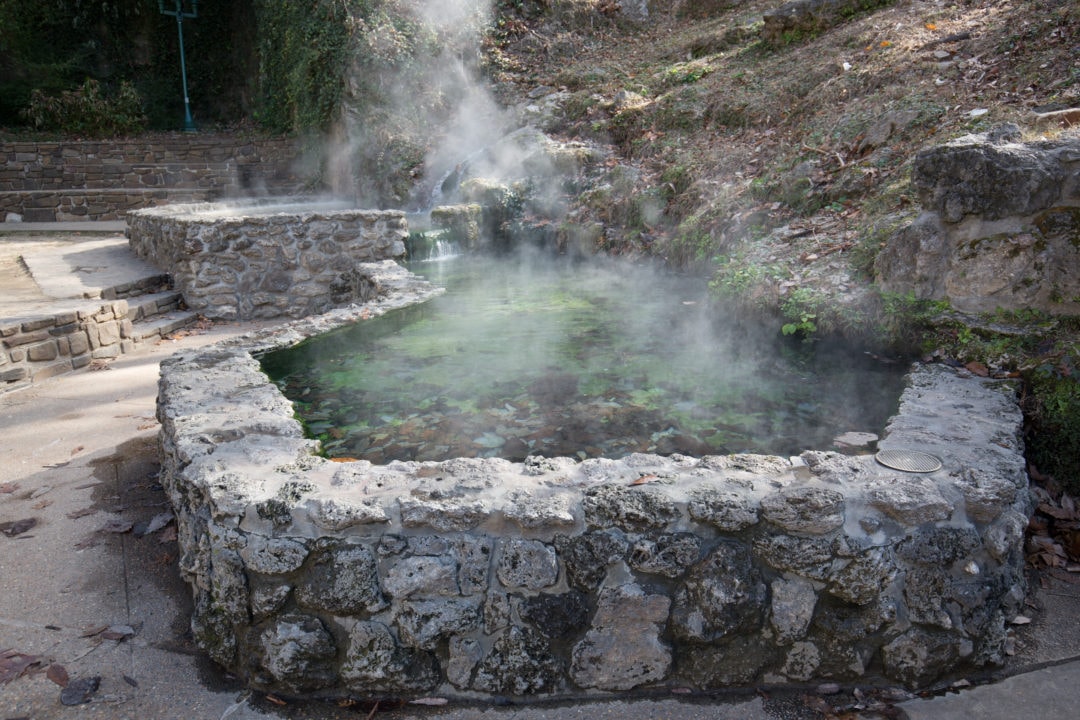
[326,0,513,210]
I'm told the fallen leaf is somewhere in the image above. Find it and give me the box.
[46,663,70,687]
[1048,568,1080,585]
[1010,614,1032,625]
[59,676,100,706]
[0,482,19,494]
[66,507,96,520]
[1037,502,1075,521]
[73,536,98,550]
[0,649,42,684]
[925,22,938,31]
[964,361,989,377]
[123,674,138,687]
[630,473,658,486]
[31,499,53,510]
[70,446,84,456]
[100,518,133,534]
[105,624,135,638]
[0,518,37,537]
[265,694,288,706]
[80,625,108,638]
[144,512,173,536]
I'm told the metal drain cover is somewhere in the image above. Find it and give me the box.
[875,449,942,473]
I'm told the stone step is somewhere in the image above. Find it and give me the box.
[126,290,184,322]
[129,309,199,342]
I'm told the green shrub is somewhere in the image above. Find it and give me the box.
[1027,369,1080,495]
[21,79,146,137]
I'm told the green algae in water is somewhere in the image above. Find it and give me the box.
[260,253,907,463]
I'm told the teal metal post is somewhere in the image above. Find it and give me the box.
[159,0,198,132]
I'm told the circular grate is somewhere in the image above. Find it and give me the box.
[875,449,942,473]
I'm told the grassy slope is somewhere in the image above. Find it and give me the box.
[491,0,1077,303]
[488,0,1080,487]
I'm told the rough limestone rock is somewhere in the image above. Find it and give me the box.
[240,535,309,575]
[688,485,760,530]
[629,533,702,577]
[876,125,1080,313]
[827,549,896,606]
[571,584,672,690]
[865,475,952,525]
[295,543,385,615]
[341,621,439,693]
[520,591,591,640]
[395,598,482,651]
[754,534,835,580]
[882,628,969,687]
[760,486,846,534]
[670,542,766,642]
[383,556,459,599]
[496,538,559,590]
[557,532,628,591]
[582,483,679,530]
[473,627,560,694]
[256,614,338,692]
[896,527,982,565]
[770,576,817,644]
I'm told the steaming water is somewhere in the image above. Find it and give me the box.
[260,251,908,463]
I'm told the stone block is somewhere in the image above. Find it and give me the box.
[21,318,55,332]
[0,366,29,382]
[26,340,58,362]
[4,329,49,348]
[760,485,845,534]
[571,584,671,690]
[496,538,558,590]
[30,359,73,381]
[295,543,384,615]
[97,320,121,346]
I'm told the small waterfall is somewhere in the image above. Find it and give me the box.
[406,229,461,262]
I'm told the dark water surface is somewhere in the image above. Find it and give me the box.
[260,251,907,463]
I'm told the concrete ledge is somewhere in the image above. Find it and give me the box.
[156,268,1031,700]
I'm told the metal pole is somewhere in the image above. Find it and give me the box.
[176,9,194,131]
[159,1,198,132]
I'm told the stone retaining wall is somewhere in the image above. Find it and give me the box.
[156,270,1031,701]
[0,135,307,221]
[126,202,408,320]
[1,298,141,385]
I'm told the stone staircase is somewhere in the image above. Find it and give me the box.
[0,237,200,393]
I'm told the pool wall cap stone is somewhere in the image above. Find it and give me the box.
[156,268,1032,699]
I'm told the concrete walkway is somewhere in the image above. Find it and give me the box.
[1,225,1079,719]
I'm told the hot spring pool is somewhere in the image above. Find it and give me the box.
[260,251,908,463]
